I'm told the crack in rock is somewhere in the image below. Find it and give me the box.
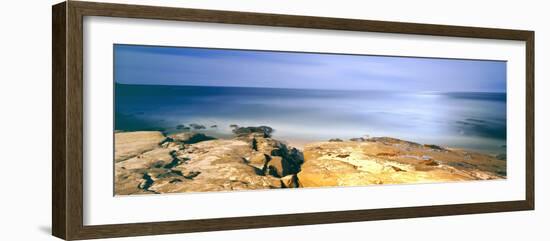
[138,173,155,193]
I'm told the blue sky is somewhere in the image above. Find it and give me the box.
[114,44,506,92]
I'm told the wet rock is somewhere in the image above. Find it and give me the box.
[176,124,186,130]
[350,135,371,142]
[189,123,206,130]
[329,138,343,142]
[424,144,446,151]
[169,132,216,144]
[232,126,274,138]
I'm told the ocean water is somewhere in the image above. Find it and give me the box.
[115,84,506,155]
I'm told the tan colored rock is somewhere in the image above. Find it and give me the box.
[115,131,165,162]
[116,147,176,170]
[281,175,299,188]
[114,132,302,195]
[267,156,284,177]
[298,139,505,188]
[248,153,268,171]
[114,170,150,195]
[114,130,505,195]
[241,135,304,176]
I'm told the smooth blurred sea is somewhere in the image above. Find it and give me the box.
[115,84,506,155]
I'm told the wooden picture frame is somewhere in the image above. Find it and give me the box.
[52,1,534,240]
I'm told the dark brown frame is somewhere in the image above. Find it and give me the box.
[52,1,535,240]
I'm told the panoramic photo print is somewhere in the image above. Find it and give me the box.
[113,44,507,195]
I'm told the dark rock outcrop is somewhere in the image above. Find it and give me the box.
[243,133,304,177]
[176,124,187,130]
[232,126,274,138]
[423,144,446,151]
[189,123,206,130]
[367,137,422,148]
[169,132,216,144]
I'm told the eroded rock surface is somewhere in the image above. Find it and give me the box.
[297,138,505,188]
[114,128,505,195]
[115,129,302,195]
[168,132,216,144]
[114,131,166,162]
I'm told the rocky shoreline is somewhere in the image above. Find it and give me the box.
[114,125,506,195]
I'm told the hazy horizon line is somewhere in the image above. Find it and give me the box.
[115,82,506,94]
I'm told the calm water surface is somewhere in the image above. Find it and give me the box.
[115,84,506,154]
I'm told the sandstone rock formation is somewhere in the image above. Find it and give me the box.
[114,131,166,162]
[297,138,505,188]
[115,128,303,195]
[168,132,216,144]
[114,128,505,195]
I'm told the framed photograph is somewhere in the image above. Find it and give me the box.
[52,1,534,240]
